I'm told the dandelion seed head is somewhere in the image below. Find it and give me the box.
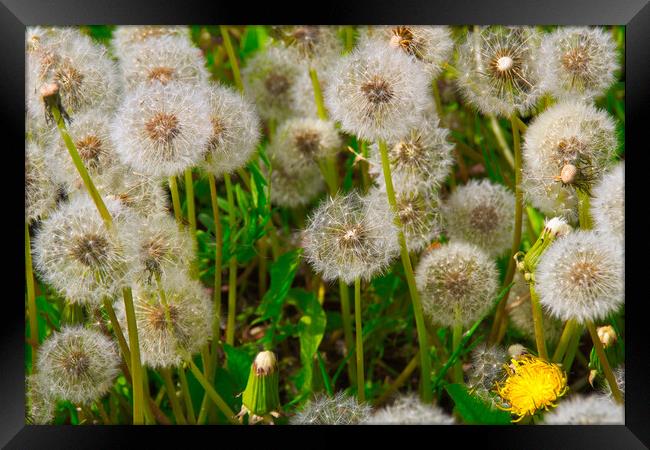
[289,68,333,118]
[442,179,516,257]
[26,373,56,425]
[416,241,499,327]
[111,81,211,177]
[274,26,343,67]
[303,191,399,284]
[363,394,454,425]
[264,154,325,208]
[325,39,430,142]
[536,230,624,324]
[468,343,508,392]
[456,26,543,117]
[36,326,120,404]
[25,141,61,223]
[112,26,190,59]
[592,162,624,247]
[542,395,623,424]
[540,27,619,101]
[291,392,372,425]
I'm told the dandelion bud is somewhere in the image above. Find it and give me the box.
[290,392,372,425]
[535,230,624,324]
[26,141,60,223]
[363,394,454,425]
[542,395,623,424]
[441,179,516,257]
[238,351,282,424]
[539,27,619,101]
[521,217,572,275]
[592,162,624,247]
[36,326,120,404]
[303,191,399,284]
[415,241,499,328]
[597,325,617,348]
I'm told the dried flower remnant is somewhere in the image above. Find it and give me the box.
[591,162,624,246]
[269,118,342,171]
[290,392,372,425]
[363,394,454,425]
[542,395,623,424]
[457,26,543,117]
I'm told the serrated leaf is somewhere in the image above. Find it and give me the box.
[291,288,327,394]
[445,383,512,425]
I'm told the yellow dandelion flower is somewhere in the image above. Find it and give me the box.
[494,354,568,422]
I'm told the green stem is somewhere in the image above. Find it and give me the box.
[553,319,578,363]
[178,366,196,424]
[354,277,365,402]
[344,26,354,52]
[25,223,38,370]
[224,173,238,346]
[168,176,183,230]
[309,67,338,194]
[360,141,370,193]
[50,102,112,228]
[184,169,198,278]
[378,139,432,403]
[185,357,237,423]
[338,279,357,386]
[309,67,328,120]
[577,190,593,230]
[103,297,132,374]
[529,285,548,360]
[220,26,243,92]
[586,321,623,404]
[488,115,515,170]
[207,173,223,352]
[452,310,463,384]
[122,287,145,424]
[562,325,582,372]
[374,352,419,407]
[161,367,187,425]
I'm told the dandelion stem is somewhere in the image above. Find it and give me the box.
[577,189,593,230]
[168,176,183,230]
[161,367,187,425]
[586,321,623,404]
[185,357,237,423]
[25,223,38,370]
[378,139,433,403]
[338,279,357,385]
[207,173,223,361]
[452,309,463,383]
[184,168,198,278]
[178,365,196,424]
[103,297,132,374]
[220,26,243,92]
[489,115,515,170]
[528,284,549,360]
[360,141,370,193]
[344,26,354,53]
[552,319,578,363]
[224,173,238,346]
[309,67,339,194]
[354,277,365,402]
[374,351,419,407]
[122,286,145,425]
[561,325,582,372]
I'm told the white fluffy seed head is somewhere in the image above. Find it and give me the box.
[366,185,442,253]
[36,326,120,404]
[242,46,301,122]
[264,153,325,208]
[363,394,454,425]
[303,191,399,284]
[522,100,618,222]
[591,162,624,247]
[45,110,123,192]
[200,83,261,178]
[456,26,543,117]
[25,140,61,223]
[290,392,372,425]
[32,194,135,305]
[540,27,619,101]
[98,169,169,217]
[325,39,431,142]
[442,179,516,257]
[289,67,333,118]
[416,241,499,327]
[468,343,508,392]
[359,26,454,78]
[115,272,213,368]
[112,26,191,59]
[542,395,624,424]
[274,26,343,69]
[268,118,342,172]
[111,81,211,177]
[26,373,56,424]
[536,230,624,324]
[27,29,121,128]
[601,366,625,401]
[507,272,564,345]
[119,35,209,89]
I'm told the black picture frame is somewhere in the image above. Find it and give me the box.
[3,1,648,447]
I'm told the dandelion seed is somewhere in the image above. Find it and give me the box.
[468,343,508,392]
[540,27,619,101]
[290,392,372,425]
[25,140,61,223]
[99,169,169,217]
[111,81,211,177]
[325,39,430,142]
[535,230,624,324]
[36,325,120,404]
[457,26,543,117]
[363,394,454,425]
[592,162,624,247]
[303,191,399,284]
[542,395,623,424]
[415,241,499,327]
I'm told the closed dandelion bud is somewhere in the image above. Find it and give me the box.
[111,81,211,177]
[521,216,573,275]
[325,39,430,142]
[26,141,60,223]
[589,327,624,386]
[542,395,623,424]
[201,83,261,178]
[597,325,617,348]
[363,394,454,425]
[27,29,121,127]
[592,162,624,246]
[26,373,56,424]
[112,26,190,59]
[535,230,624,324]
[36,326,120,404]
[522,100,618,222]
[290,392,372,425]
[359,26,454,78]
[457,26,543,117]
[238,351,282,424]
[32,195,135,305]
[119,35,208,89]
[269,118,342,172]
[468,343,508,392]
[539,27,619,101]
[265,155,325,208]
[442,179,516,257]
[242,46,301,122]
[415,241,499,328]
[115,271,212,368]
[494,354,568,421]
[303,191,399,284]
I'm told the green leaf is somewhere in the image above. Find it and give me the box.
[223,343,255,393]
[291,288,327,394]
[445,383,512,425]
